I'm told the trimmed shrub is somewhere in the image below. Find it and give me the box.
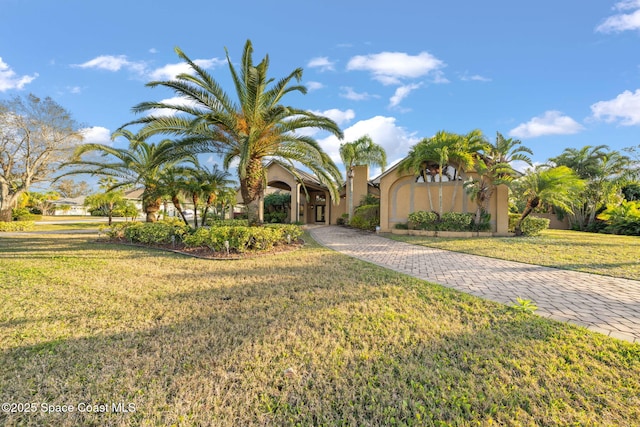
[407,211,439,230]
[207,219,249,227]
[183,224,302,253]
[0,221,35,232]
[508,214,550,236]
[439,212,473,231]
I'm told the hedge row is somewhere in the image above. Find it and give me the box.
[406,211,489,232]
[102,220,302,254]
[0,221,35,232]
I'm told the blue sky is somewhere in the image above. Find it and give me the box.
[2,0,640,181]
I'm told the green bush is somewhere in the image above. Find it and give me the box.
[207,219,249,227]
[183,224,302,253]
[439,212,474,231]
[597,201,640,236]
[264,211,287,223]
[101,220,189,244]
[337,213,349,226]
[394,222,409,230]
[0,221,35,232]
[509,214,550,236]
[407,211,439,230]
[349,204,379,231]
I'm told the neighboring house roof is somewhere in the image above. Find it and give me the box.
[51,196,86,206]
[124,188,144,200]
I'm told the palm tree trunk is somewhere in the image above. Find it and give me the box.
[240,159,265,226]
[172,197,189,225]
[192,195,199,228]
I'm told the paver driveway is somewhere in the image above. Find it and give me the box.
[309,226,640,344]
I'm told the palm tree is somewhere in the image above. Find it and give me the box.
[551,145,630,229]
[156,166,192,225]
[64,129,193,222]
[514,165,585,236]
[399,131,472,216]
[339,135,387,220]
[124,40,344,225]
[465,132,532,226]
[193,165,235,226]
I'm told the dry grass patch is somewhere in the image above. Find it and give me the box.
[0,232,639,426]
[387,229,640,280]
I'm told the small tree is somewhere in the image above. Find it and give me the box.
[514,166,585,236]
[0,94,83,221]
[339,135,387,220]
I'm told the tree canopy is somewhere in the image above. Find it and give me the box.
[0,94,83,221]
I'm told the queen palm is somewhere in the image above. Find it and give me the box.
[339,135,387,220]
[125,40,343,225]
[514,165,585,235]
[65,129,192,222]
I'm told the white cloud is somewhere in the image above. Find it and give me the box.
[460,72,492,82]
[591,89,640,125]
[389,83,423,109]
[309,108,355,126]
[596,1,640,33]
[307,57,335,72]
[346,51,445,85]
[0,57,38,91]
[305,81,324,91]
[340,86,376,101]
[145,96,201,117]
[318,116,420,171]
[509,111,584,138]
[74,55,141,72]
[148,58,224,81]
[80,126,112,145]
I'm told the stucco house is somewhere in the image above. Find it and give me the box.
[262,159,510,235]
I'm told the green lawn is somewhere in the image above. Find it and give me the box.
[386,229,640,281]
[0,230,639,426]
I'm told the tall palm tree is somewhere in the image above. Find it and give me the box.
[124,40,344,225]
[339,135,387,220]
[465,132,532,225]
[514,165,585,235]
[64,129,193,222]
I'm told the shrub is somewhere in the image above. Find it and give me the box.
[183,224,302,253]
[407,211,439,230]
[101,220,189,244]
[394,222,409,230]
[0,221,35,232]
[439,212,474,231]
[508,214,550,236]
[207,219,249,227]
[598,200,640,236]
[336,213,349,226]
[349,204,379,231]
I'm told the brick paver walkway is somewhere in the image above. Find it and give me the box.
[309,226,640,344]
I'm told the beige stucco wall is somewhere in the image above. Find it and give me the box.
[379,169,510,235]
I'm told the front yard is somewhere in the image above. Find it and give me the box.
[0,231,638,426]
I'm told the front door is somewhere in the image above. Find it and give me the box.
[315,205,325,223]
